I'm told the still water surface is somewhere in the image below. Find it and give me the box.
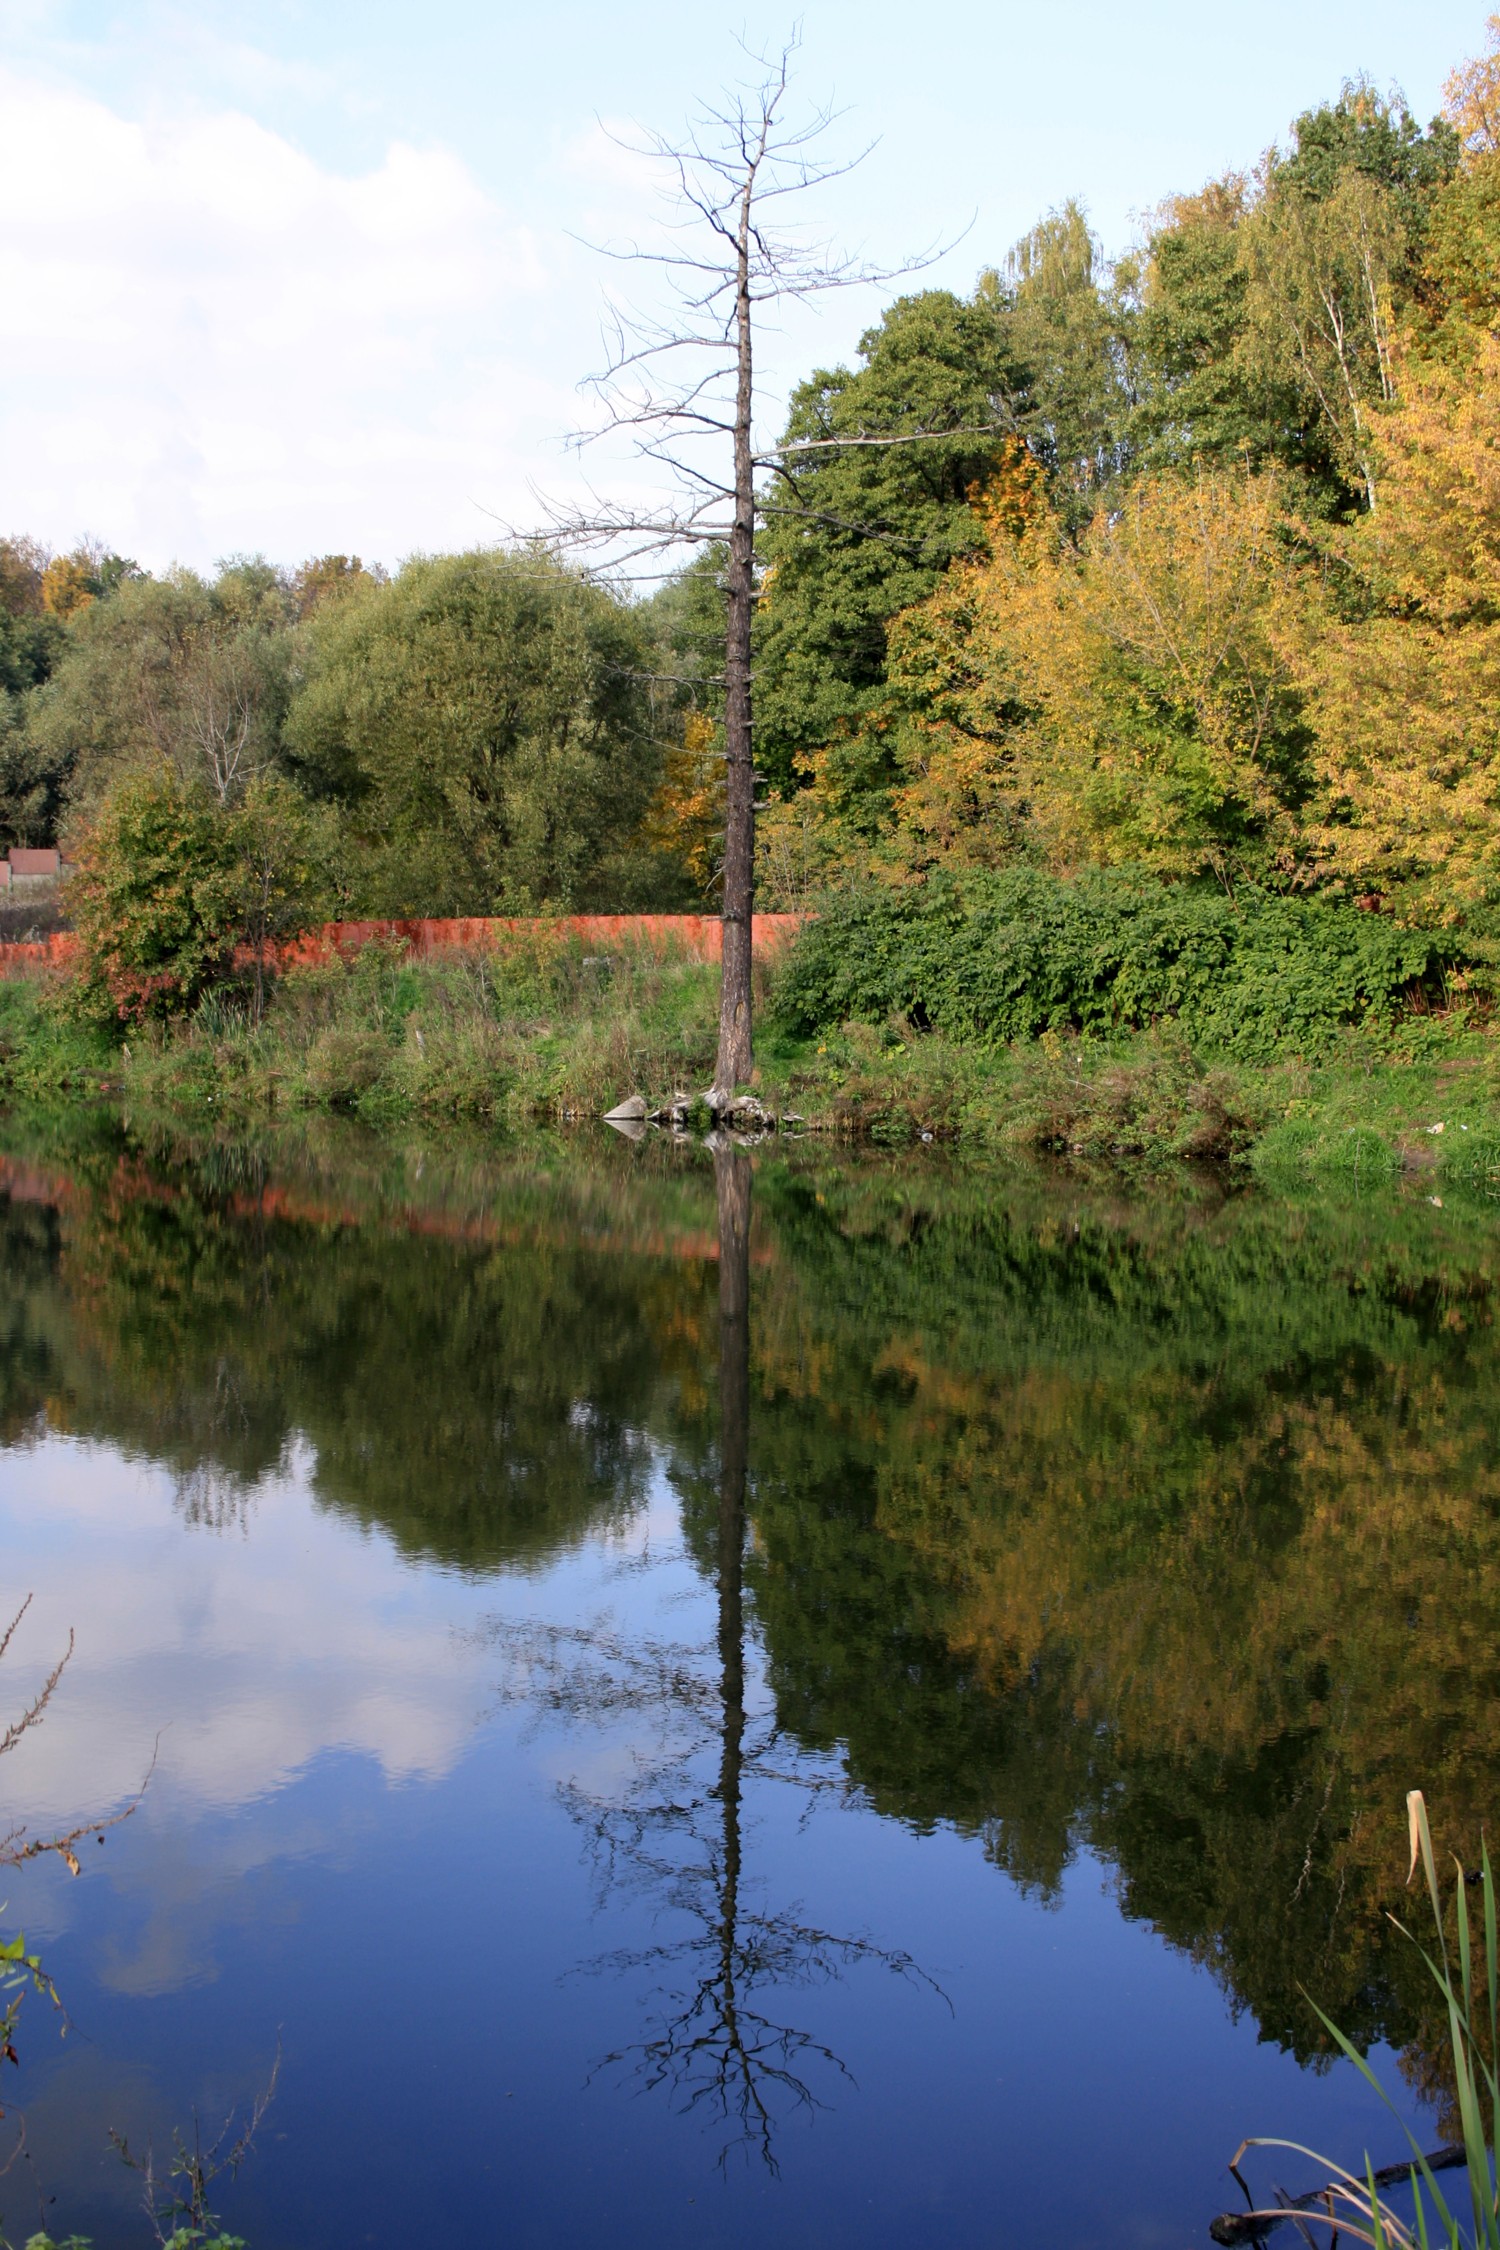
[0,1112,1496,2246]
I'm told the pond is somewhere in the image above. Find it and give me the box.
[0,1110,1495,2247]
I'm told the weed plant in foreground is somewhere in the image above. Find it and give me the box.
[1218,1792,1500,2249]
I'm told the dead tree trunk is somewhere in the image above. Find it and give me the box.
[717,179,758,1098]
[545,42,950,1112]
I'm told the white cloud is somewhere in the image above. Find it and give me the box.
[0,68,582,569]
[0,1438,492,1836]
[0,1428,689,2003]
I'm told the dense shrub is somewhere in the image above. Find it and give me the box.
[773,869,1468,1059]
[69,771,246,1023]
[68,769,329,1025]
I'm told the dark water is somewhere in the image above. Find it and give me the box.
[0,1110,1496,2247]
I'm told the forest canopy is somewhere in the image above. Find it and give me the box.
[6,18,1500,966]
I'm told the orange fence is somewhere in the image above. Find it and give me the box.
[0,932,76,974]
[284,912,807,965]
[0,913,807,982]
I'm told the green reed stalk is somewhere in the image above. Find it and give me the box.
[1227,1792,1498,2249]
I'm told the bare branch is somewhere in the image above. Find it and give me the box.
[0,1733,159,1878]
[529,35,976,1097]
[760,419,1014,458]
[0,1600,32,1674]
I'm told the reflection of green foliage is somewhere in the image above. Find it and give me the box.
[730,1156,1500,2073]
[5,1114,1500,2091]
[0,1114,716,1569]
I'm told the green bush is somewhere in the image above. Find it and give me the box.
[68,769,331,1027]
[68,769,245,1024]
[773,870,1468,1059]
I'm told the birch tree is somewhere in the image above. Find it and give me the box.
[1244,165,1404,512]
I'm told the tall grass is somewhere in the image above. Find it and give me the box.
[1226,1792,1497,2248]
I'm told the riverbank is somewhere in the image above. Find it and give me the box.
[1,934,1496,1187]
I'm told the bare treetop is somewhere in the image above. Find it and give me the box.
[537,34,955,1102]
[549,35,945,565]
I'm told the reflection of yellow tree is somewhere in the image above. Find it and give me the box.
[774,1317,1500,2098]
[858,1337,1500,1787]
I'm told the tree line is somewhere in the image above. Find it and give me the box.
[4,18,1500,1016]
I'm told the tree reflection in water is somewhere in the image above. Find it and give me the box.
[490,1144,942,2171]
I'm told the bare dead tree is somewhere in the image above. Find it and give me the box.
[542,37,957,1109]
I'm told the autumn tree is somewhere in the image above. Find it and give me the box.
[871,462,1312,888]
[1407,20,1500,366]
[68,768,248,1023]
[1289,333,1500,919]
[291,553,388,620]
[0,537,48,618]
[37,539,144,619]
[754,213,1133,810]
[1442,12,1500,161]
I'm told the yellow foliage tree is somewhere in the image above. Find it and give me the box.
[1444,12,1500,162]
[40,554,97,619]
[638,707,723,898]
[1291,333,1500,916]
[881,463,1314,888]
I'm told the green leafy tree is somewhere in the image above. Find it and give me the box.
[998,197,1136,516]
[1241,83,1459,514]
[28,565,295,822]
[1129,175,1298,475]
[0,612,69,849]
[0,542,71,846]
[753,218,1136,803]
[233,774,340,1023]
[283,548,662,915]
[68,770,248,1023]
[753,290,1026,790]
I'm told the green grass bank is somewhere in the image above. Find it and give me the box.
[1,919,1496,1188]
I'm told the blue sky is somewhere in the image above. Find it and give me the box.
[0,0,1489,573]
